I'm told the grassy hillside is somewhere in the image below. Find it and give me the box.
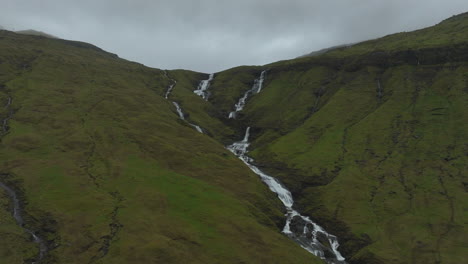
[163,70,237,142]
[201,13,468,264]
[15,30,58,39]
[0,30,320,263]
[248,65,468,264]
[302,12,468,59]
[1,12,467,264]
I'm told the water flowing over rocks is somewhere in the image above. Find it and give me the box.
[164,71,203,133]
[193,73,214,100]
[229,70,266,119]
[227,127,346,264]
[164,69,347,263]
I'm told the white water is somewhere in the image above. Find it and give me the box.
[192,124,204,134]
[229,71,266,119]
[194,73,214,100]
[163,72,203,134]
[165,83,176,99]
[172,102,204,133]
[0,182,48,262]
[227,127,346,264]
[172,102,185,120]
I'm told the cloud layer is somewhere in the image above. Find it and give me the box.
[1,0,468,72]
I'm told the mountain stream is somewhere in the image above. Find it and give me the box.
[228,70,266,119]
[193,73,214,100]
[227,127,346,264]
[164,71,203,133]
[0,96,48,263]
[165,69,346,263]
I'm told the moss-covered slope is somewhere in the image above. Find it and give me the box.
[199,13,468,264]
[0,31,320,263]
[1,12,467,264]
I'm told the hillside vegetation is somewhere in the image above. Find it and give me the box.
[190,13,467,264]
[0,12,467,264]
[0,31,319,263]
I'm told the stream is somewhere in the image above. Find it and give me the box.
[193,73,214,100]
[228,70,266,119]
[0,96,48,263]
[227,127,346,264]
[165,69,347,262]
[164,71,203,133]
[172,101,203,133]
[190,68,346,262]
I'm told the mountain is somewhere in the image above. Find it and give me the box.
[298,43,354,58]
[0,12,467,264]
[14,29,57,39]
[201,12,468,264]
[0,31,318,264]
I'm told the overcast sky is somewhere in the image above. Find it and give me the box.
[1,0,468,73]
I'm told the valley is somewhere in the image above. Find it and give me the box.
[0,12,467,264]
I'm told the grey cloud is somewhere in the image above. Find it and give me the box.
[1,0,468,72]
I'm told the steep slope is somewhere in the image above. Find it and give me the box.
[162,70,237,141]
[187,13,468,264]
[249,64,467,264]
[0,30,320,263]
[1,12,467,264]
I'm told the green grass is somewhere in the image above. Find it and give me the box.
[159,14,468,263]
[0,30,319,263]
[244,64,468,263]
[165,70,237,142]
[198,14,468,263]
[0,12,467,264]
[285,12,468,62]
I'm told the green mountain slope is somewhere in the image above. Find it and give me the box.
[0,31,320,263]
[1,12,467,264]
[192,13,468,264]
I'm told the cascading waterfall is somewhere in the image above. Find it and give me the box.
[165,82,176,99]
[227,128,346,264]
[172,102,203,133]
[0,96,48,263]
[193,73,214,100]
[166,69,346,262]
[255,70,267,93]
[163,71,203,133]
[172,101,185,120]
[228,70,266,119]
[0,183,48,263]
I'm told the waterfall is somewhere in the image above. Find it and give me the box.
[163,71,203,133]
[165,82,176,99]
[194,73,214,100]
[172,102,185,120]
[227,128,346,264]
[229,70,266,119]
